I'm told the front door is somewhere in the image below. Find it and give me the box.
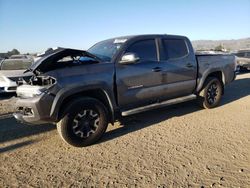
[115,39,162,109]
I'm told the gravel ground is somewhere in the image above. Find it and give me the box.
[0,73,250,187]
[0,94,17,115]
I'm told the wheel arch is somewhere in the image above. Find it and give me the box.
[51,87,115,124]
[197,70,225,94]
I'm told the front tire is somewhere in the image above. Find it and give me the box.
[57,97,108,147]
[197,77,223,109]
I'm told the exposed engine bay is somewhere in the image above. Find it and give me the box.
[25,48,101,74]
[29,75,56,86]
[15,48,103,98]
[18,48,103,88]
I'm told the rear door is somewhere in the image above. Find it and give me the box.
[158,38,197,100]
[115,39,163,109]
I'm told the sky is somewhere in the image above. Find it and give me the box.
[0,0,250,53]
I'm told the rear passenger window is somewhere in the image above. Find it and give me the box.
[126,40,157,61]
[163,39,188,60]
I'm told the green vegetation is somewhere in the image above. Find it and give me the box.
[214,44,224,51]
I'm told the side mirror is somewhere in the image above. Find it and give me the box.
[119,53,140,64]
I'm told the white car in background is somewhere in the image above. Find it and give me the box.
[9,54,32,59]
[233,50,250,71]
[0,58,33,93]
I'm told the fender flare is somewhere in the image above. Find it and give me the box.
[196,69,225,92]
[50,85,116,123]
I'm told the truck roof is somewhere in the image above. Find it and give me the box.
[109,34,188,41]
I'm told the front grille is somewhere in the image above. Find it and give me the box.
[7,86,17,91]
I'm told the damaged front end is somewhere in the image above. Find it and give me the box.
[16,47,100,98]
[30,75,56,86]
[16,75,57,98]
[14,74,58,124]
[14,47,101,124]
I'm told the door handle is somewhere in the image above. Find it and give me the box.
[152,67,162,72]
[186,63,194,68]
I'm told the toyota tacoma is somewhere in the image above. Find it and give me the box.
[14,35,237,147]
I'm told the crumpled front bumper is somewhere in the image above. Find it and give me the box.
[13,93,56,124]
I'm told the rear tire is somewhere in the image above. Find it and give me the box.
[57,97,108,147]
[197,77,223,109]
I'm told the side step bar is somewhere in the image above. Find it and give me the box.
[121,94,197,116]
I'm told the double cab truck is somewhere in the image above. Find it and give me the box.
[14,35,237,147]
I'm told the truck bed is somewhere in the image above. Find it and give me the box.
[195,53,236,92]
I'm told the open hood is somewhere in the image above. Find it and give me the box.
[26,48,101,74]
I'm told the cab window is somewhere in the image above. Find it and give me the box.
[163,39,188,60]
[125,39,157,61]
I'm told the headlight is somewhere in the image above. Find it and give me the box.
[16,85,48,98]
[30,87,48,97]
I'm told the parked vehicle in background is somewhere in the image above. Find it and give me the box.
[14,34,237,147]
[9,54,32,60]
[0,58,33,93]
[233,50,250,71]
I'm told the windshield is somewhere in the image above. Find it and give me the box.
[88,38,127,61]
[0,59,33,70]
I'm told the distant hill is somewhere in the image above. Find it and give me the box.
[192,38,250,51]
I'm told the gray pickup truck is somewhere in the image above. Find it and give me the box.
[14,35,237,147]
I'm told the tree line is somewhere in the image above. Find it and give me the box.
[0,49,20,58]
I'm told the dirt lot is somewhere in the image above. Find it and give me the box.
[0,73,250,187]
[0,94,17,115]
